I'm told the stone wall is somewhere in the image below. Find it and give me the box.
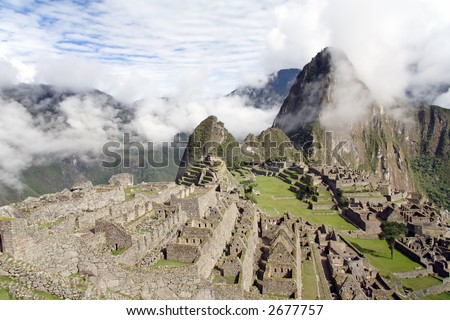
[393,269,429,279]
[166,244,199,263]
[213,284,244,300]
[170,186,218,218]
[239,210,259,291]
[0,220,15,255]
[20,186,125,225]
[412,281,450,299]
[94,220,132,251]
[394,241,428,267]
[196,203,239,278]
[262,278,296,297]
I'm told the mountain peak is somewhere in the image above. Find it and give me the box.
[272,47,367,134]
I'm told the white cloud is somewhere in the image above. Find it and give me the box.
[35,55,104,90]
[433,89,450,108]
[264,0,450,107]
[319,49,373,132]
[0,58,19,86]
[1,0,450,191]
[0,0,280,99]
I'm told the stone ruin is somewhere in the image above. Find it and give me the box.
[0,160,449,300]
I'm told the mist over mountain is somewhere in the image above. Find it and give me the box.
[228,68,300,109]
[0,84,176,205]
[1,44,450,209]
[0,77,283,205]
[272,47,450,208]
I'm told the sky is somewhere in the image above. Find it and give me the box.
[1,0,450,103]
[1,0,450,189]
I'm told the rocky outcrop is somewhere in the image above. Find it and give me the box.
[176,116,240,179]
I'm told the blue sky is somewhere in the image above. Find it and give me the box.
[0,0,288,99]
[0,0,450,105]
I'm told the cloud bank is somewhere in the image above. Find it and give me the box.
[1,0,450,190]
[0,86,277,189]
[263,0,450,107]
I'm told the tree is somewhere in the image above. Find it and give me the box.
[242,179,258,203]
[379,221,407,259]
[336,188,349,208]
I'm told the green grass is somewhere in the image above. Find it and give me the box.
[0,288,11,300]
[151,259,191,268]
[345,237,422,276]
[213,275,238,284]
[422,291,450,300]
[254,176,356,230]
[311,210,339,214]
[301,260,318,300]
[124,186,159,201]
[35,291,62,300]
[401,276,442,291]
[0,276,14,283]
[111,248,128,256]
[38,217,64,229]
[311,201,335,205]
[232,169,253,183]
[0,217,15,221]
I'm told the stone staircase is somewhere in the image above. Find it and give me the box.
[179,162,218,187]
[0,277,42,300]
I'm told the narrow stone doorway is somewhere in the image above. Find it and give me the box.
[0,233,4,253]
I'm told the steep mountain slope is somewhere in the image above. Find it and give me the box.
[272,47,450,208]
[177,116,302,183]
[176,115,240,180]
[229,68,300,109]
[412,105,450,208]
[243,127,301,163]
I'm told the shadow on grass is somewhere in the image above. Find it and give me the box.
[350,242,390,259]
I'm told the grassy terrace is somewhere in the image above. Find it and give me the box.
[151,259,192,268]
[232,168,254,183]
[344,237,422,275]
[401,276,442,291]
[301,260,318,299]
[124,186,159,201]
[0,288,11,300]
[254,176,356,230]
[423,292,450,300]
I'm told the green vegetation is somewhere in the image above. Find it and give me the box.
[212,275,238,284]
[379,221,408,259]
[0,276,14,283]
[253,128,302,162]
[422,291,450,300]
[335,188,349,208]
[151,259,191,268]
[412,155,450,210]
[0,217,15,221]
[401,276,442,291]
[35,291,62,300]
[111,248,128,256]
[301,260,318,299]
[0,288,11,300]
[255,176,356,230]
[38,217,65,229]
[242,179,258,203]
[345,237,421,276]
[124,186,159,201]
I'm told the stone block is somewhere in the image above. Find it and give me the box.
[78,261,98,276]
